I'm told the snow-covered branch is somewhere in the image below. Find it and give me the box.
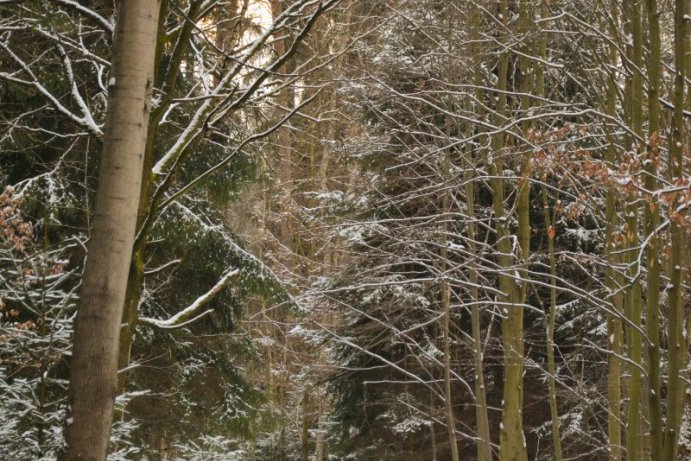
[138,269,239,330]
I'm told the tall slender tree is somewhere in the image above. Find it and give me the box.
[467,4,492,460]
[623,1,644,459]
[603,2,624,459]
[644,0,663,458]
[536,5,563,459]
[495,1,527,459]
[494,1,527,459]
[663,0,687,458]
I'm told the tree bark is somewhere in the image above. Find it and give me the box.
[624,1,644,460]
[441,121,460,461]
[604,2,623,459]
[497,0,527,458]
[534,2,563,459]
[59,1,160,460]
[118,0,200,393]
[644,0,663,458]
[663,0,687,458]
[468,5,492,460]
[315,412,327,461]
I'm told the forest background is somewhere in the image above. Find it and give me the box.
[0,0,689,460]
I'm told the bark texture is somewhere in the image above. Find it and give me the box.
[59,2,160,460]
[604,3,623,458]
[624,1,644,459]
[663,0,687,458]
[497,0,527,458]
[644,0,663,458]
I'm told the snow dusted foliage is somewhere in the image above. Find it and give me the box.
[0,0,688,458]
[317,0,691,459]
[2,0,335,456]
[322,4,487,458]
[0,187,74,459]
[681,397,691,459]
[172,435,252,461]
[115,191,276,453]
[0,187,140,459]
[0,366,67,460]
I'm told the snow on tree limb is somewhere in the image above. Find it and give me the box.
[0,40,103,136]
[53,0,114,34]
[138,269,239,330]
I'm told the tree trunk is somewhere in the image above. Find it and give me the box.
[468,5,492,460]
[59,1,160,460]
[440,127,460,461]
[663,0,687,458]
[497,0,527,458]
[315,412,327,461]
[118,0,200,394]
[302,389,310,461]
[430,390,438,461]
[604,2,623,458]
[644,0,663,458]
[534,2,563,459]
[492,0,528,461]
[624,1,644,460]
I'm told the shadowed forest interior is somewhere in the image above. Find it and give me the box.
[0,0,689,460]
